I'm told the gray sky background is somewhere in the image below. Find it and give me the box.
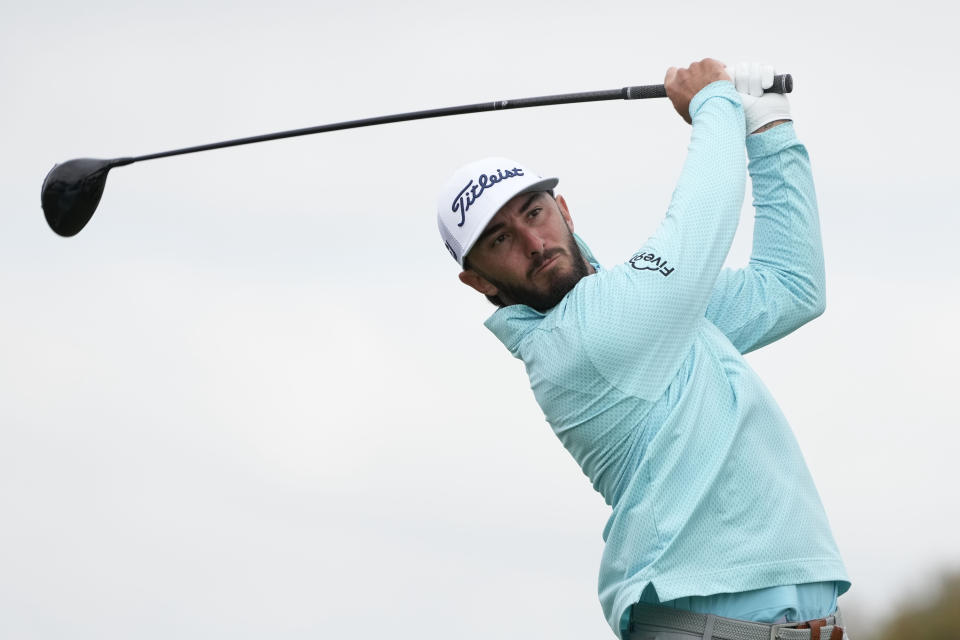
[2,1,957,638]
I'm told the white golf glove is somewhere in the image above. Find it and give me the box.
[726,62,791,133]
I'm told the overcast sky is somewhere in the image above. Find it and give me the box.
[2,1,958,638]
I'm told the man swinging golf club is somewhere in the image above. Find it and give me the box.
[436,59,850,639]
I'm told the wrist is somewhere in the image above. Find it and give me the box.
[750,119,791,135]
[745,120,799,159]
[689,81,740,121]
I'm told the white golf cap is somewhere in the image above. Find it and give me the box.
[437,156,558,266]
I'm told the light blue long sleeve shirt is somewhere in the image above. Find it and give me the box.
[483,82,849,637]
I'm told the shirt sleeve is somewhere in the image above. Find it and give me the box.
[574,81,747,401]
[704,122,826,354]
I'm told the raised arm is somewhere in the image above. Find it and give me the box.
[705,121,826,354]
[577,60,748,400]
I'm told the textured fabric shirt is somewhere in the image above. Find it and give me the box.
[483,81,849,637]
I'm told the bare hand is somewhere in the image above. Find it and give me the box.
[664,58,731,124]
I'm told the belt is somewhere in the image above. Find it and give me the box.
[627,603,846,640]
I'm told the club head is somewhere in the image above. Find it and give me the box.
[41,157,133,237]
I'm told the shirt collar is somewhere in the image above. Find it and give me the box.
[484,304,545,355]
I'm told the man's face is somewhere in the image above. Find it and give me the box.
[458,191,594,312]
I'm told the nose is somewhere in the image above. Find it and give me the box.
[519,227,545,257]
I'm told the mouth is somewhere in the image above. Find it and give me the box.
[530,253,562,279]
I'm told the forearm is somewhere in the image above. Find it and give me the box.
[582,82,748,399]
[746,122,825,314]
[644,81,747,293]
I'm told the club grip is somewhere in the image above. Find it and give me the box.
[623,73,793,100]
[769,73,793,93]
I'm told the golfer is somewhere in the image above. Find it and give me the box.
[436,59,849,639]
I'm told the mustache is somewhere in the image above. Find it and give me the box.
[527,247,566,279]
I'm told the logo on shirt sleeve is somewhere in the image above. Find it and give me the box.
[628,251,674,277]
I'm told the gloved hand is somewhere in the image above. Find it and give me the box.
[726,62,791,133]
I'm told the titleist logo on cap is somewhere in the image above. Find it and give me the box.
[451,167,524,227]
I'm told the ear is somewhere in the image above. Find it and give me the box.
[459,270,500,297]
[555,194,574,232]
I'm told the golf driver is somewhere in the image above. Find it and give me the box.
[41,74,793,237]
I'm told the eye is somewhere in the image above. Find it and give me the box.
[492,233,508,247]
[528,207,542,219]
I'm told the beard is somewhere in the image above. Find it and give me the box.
[482,231,591,313]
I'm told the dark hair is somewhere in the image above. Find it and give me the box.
[462,254,506,308]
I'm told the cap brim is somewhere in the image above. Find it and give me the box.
[518,177,559,195]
